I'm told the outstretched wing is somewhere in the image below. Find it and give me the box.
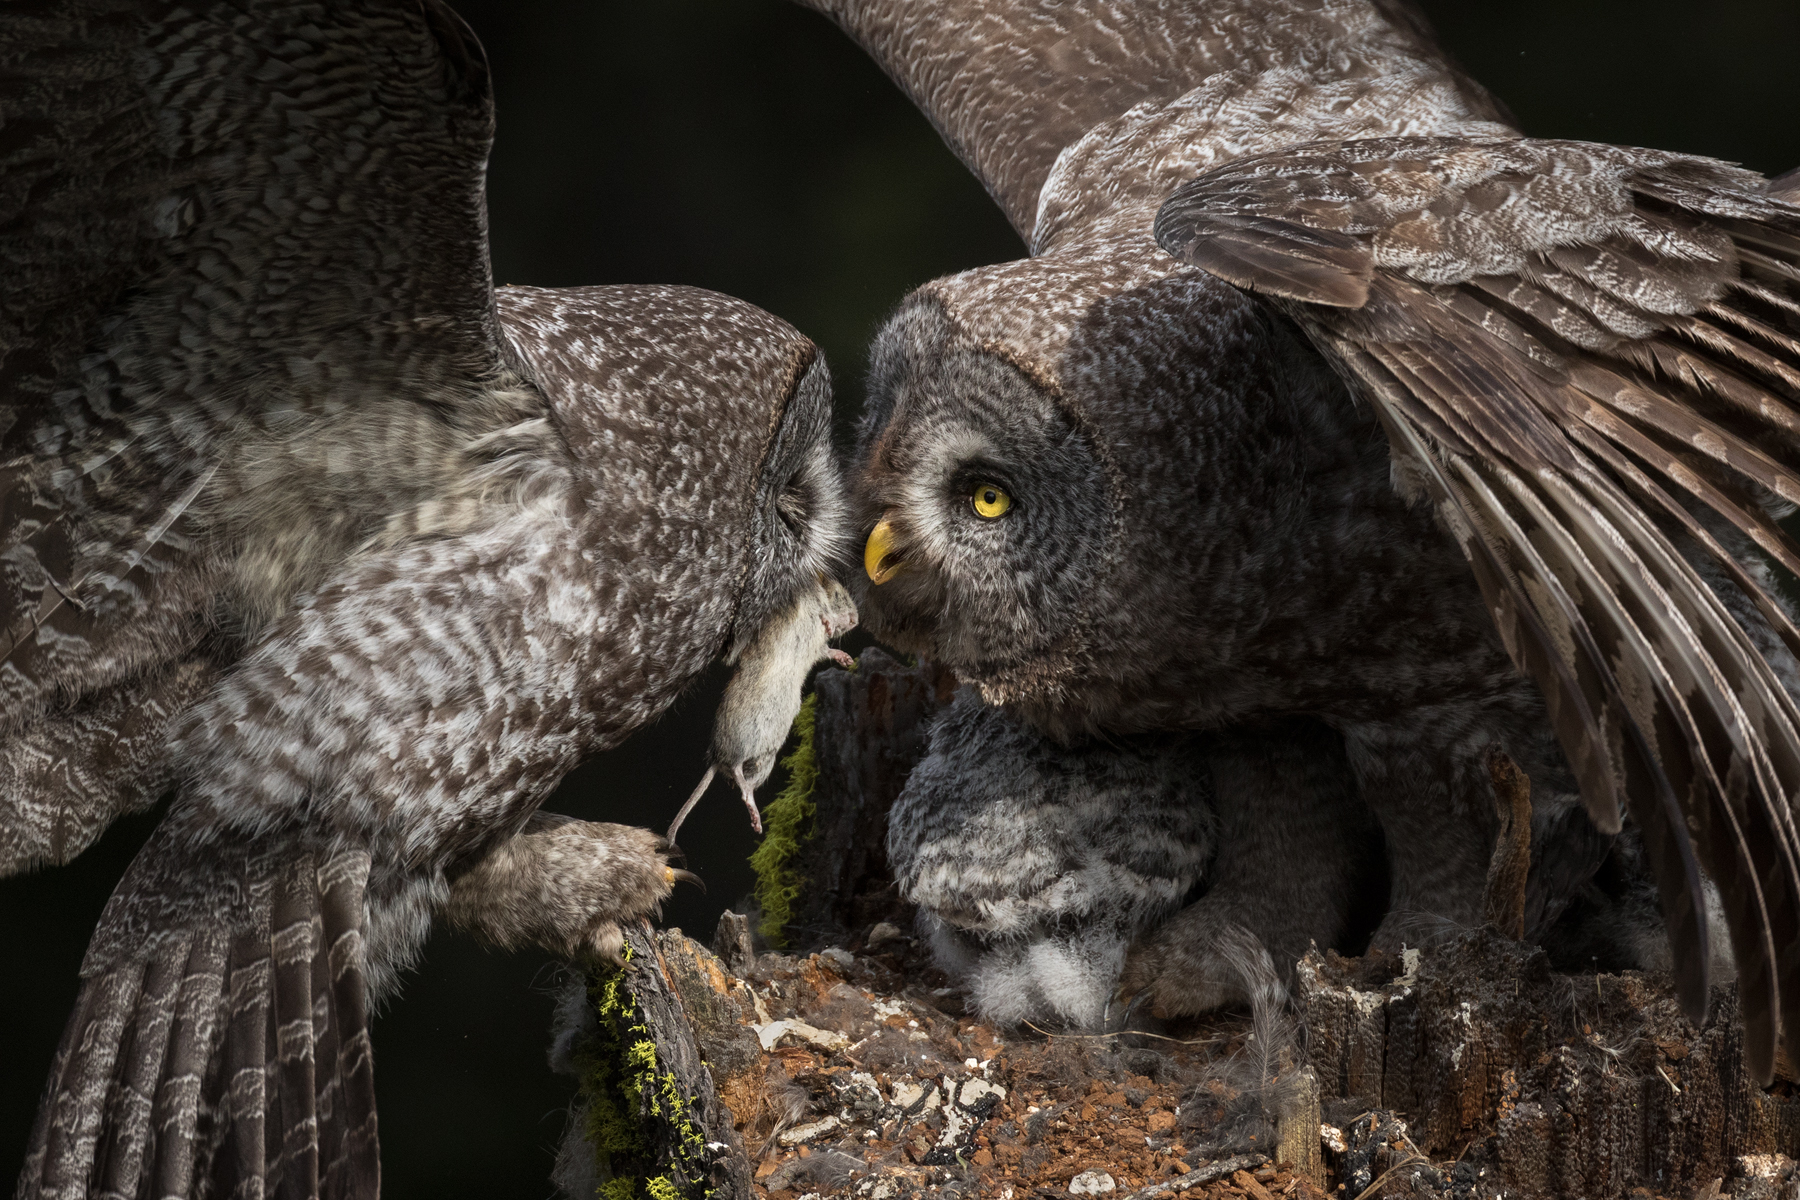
[793,0,1510,241]
[0,660,214,871]
[19,478,614,1199]
[1157,136,1800,1083]
[0,0,510,872]
[20,829,378,1200]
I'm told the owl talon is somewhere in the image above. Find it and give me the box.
[590,922,627,965]
[1116,988,1156,1027]
[668,867,704,893]
[445,815,685,961]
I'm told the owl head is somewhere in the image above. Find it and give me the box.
[497,285,855,821]
[852,253,1409,738]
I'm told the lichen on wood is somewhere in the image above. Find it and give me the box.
[569,933,746,1198]
[748,693,819,949]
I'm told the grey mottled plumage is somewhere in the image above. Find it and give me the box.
[3,3,850,1197]
[891,692,1376,1029]
[807,0,1800,1080]
[1116,719,1380,1018]
[890,687,1213,1028]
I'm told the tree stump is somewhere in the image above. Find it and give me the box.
[548,652,1800,1198]
[779,648,955,952]
[1300,932,1800,1198]
[556,918,1327,1200]
[549,926,756,1200]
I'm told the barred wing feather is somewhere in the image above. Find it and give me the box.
[1157,136,1800,1084]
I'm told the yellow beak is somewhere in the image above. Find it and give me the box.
[864,518,905,585]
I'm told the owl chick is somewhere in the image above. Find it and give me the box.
[892,690,1379,1029]
[891,688,1213,1029]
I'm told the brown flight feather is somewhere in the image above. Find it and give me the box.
[1158,136,1800,1082]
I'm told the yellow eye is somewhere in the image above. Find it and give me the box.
[971,482,1011,519]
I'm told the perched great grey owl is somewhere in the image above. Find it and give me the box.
[0,2,852,1196]
[802,0,1800,1082]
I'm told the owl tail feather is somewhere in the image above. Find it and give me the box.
[17,825,378,1200]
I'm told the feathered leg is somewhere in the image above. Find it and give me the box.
[1120,719,1377,1014]
[442,812,684,963]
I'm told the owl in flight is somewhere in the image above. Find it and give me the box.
[0,2,852,1196]
[801,0,1800,1082]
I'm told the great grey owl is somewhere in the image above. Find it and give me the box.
[0,3,852,1196]
[801,0,1800,1083]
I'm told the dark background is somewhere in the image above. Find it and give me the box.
[3,2,1797,1196]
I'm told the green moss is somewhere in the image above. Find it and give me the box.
[747,693,819,948]
[573,947,714,1198]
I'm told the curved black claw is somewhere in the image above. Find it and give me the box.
[670,868,706,894]
[1116,988,1153,1030]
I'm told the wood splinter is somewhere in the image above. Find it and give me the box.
[1482,747,1532,942]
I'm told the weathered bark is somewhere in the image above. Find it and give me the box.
[1482,749,1532,941]
[549,927,757,1199]
[563,915,1800,1199]
[1300,931,1800,1198]
[550,653,1800,1198]
[780,648,954,951]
